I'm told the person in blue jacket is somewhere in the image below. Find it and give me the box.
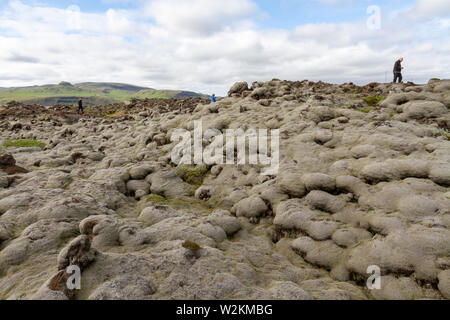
[211,94,216,103]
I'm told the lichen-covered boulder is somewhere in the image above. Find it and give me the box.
[233,196,268,218]
[228,82,249,97]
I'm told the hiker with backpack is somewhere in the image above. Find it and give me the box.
[78,97,84,114]
[211,94,216,103]
[393,58,404,83]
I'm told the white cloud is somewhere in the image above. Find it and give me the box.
[0,0,448,95]
[106,9,133,33]
[144,0,258,35]
[407,0,450,20]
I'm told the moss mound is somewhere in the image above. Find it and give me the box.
[363,96,386,107]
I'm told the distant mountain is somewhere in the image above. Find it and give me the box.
[0,82,208,106]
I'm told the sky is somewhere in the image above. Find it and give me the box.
[0,0,449,95]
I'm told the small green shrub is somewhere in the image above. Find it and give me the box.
[182,240,201,252]
[430,78,440,81]
[2,139,46,149]
[106,110,126,117]
[432,129,450,140]
[147,194,168,203]
[357,107,374,113]
[350,88,363,94]
[176,166,209,185]
[363,96,386,107]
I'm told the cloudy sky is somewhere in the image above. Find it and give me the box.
[0,0,449,95]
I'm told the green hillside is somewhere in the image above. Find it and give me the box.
[0,82,207,106]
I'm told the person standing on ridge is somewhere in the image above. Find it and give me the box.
[393,57,404,83]
[78,97,84,114]
[211,94,216,103]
